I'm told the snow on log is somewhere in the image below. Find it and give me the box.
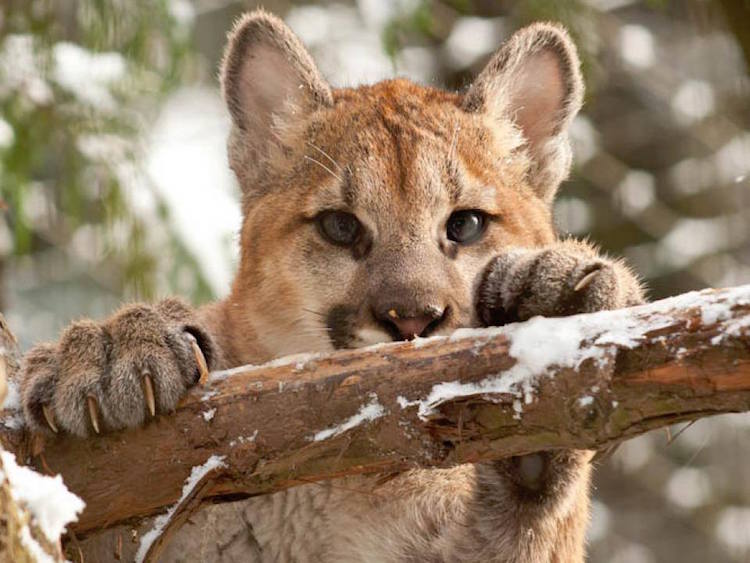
[0,285,750,545]
[0,449,85,562]
[0,323,84,563]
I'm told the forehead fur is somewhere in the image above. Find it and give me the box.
[248,79,533,211]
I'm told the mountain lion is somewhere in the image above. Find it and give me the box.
[18,9,643,562]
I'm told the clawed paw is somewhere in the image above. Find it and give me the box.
[477,241,644,326]
[19,299,214,437]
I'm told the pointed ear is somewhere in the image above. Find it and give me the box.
[463,23,583,203]
[220,10,333,185]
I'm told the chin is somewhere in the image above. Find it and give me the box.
[349,327,393,349]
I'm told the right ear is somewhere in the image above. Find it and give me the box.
[462,23,583,204]
[220,10,333,184]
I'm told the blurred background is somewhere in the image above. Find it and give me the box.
[1,0,749,560]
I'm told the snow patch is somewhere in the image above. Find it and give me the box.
[135,455,226,562]
[1,378,24,429]
[200,389,218,402]
[1,413,25,430]
[512,399,523,419]
[578,396,594,407]
[396,395,419,409]
[210,352,322,382]
[411,336,439,348]
[229,430,258,447]
[0,451,85,542]
[311,394,385,441]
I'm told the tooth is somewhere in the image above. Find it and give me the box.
[574,270,599,292]
[190,340,210,385]
[42,404,58,433]
[87,396,100,434]
[142,373,156,417]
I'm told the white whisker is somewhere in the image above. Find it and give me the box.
[306,141,343,172]
[304,154,343,183]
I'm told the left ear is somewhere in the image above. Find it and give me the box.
[463,23,583,203]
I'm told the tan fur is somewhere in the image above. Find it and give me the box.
[18,10,645,562]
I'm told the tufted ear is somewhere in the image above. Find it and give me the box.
[463,23,583,203]
[220,10,333,186]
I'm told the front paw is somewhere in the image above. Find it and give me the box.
[476,240,643,326]
[490,450,593,500]
[19,299,215,437]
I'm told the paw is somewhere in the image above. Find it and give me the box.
[489,450,593,501]
[476,240,643,326]
[19,299,215,437]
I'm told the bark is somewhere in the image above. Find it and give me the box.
[1,286,750,554]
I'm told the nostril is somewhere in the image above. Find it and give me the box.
[378,306,448,341]
[390,315,434,340]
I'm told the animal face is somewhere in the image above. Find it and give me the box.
[221,12,581,359]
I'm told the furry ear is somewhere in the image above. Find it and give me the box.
[221,10,333,184]
[463,23,583,203]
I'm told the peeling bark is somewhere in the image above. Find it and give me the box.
[1,286,749,546]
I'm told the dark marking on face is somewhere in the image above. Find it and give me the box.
[326,304,358,349]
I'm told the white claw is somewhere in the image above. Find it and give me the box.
[142,373,156,417]
[87,396,100,434]
[190,338,210,385]
[42,404,58,433]
[574,270,599,292]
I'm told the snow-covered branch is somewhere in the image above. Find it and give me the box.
[1,285,750,555]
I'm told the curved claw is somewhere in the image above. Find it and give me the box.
[42,404,58,433]
[142,373,156,417]
[187,335,210,385]
[574,270,600,292]
[87,395,100,434]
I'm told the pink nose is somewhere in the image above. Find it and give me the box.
[389,315,434,340]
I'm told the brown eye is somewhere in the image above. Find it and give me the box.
[447,210,486,244]
[317,211,362,246]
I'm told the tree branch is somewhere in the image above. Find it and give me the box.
[1,286,750,547]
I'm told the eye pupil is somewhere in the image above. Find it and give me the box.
[318,211,361,246]
[447,210,486,244]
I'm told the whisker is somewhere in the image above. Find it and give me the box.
[287,317,332,335]
[296,327,332,335]
[304,154,344,183]
[306,141,343,172]
[302,307,327,318]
